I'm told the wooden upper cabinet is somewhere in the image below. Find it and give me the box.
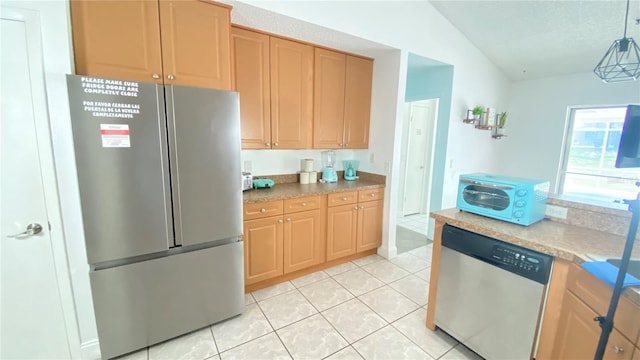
[159,0,232,89]
[71,1,163,83]
[313,48,346,149]
[313,49,373,149]
[231,27,271,149]
[270,37,313,149]
[344,55,373,149]
[71,0,232,90]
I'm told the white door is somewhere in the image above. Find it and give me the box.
[0,11,72,359]
[403,99,438,216]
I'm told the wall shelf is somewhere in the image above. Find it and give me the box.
[463,108,507,140]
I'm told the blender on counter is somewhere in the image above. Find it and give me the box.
[321,150,337,183]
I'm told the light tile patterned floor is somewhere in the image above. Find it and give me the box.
[397,213,430,234]
[116,245,483,360]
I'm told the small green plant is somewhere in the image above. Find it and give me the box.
[472,106,484,117]
[498,112,508,128]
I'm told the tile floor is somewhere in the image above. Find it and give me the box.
[397,214,432,254]
[397,213,430,234]
[116,245,482,360]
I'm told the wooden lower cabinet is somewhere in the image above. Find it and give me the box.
[357,200,382,252]
[283,209,322,274]
[552,291,634,360]
[243,215,283,285]
[326,203,358,261]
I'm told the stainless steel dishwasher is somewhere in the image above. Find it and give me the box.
[435,224,553,360]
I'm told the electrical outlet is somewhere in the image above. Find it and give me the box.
[244,160,252,173]
[384,161,391,174]
[369,153,375,163]
[545,205,568,219]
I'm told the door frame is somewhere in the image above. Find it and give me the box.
[1,5,81,358]
[401,98,438,217]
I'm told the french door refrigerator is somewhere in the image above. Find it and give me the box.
[66,74,244,359]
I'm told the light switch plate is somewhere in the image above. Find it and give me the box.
[545,204,568,219]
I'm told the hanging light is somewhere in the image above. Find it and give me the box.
[593,0,640,83]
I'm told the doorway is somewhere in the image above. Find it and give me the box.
[396,98,438,253]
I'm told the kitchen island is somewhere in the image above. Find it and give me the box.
[428,206,640,359]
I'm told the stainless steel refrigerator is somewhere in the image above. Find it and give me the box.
[66,74,244,359]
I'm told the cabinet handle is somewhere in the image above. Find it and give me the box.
[338,143,343,147]
[342,197,348,201]
[152,73,161,79]
[612,346,624,353]
[286,218,291,222]
[370,193,376,197]
[301,202,307,206]
[353,206,358,210]
[360,205,365,209]
[274,143,278,146]
[345,143,349,147]
[278,219,283,223]
[265,142,270,147]
[167,74,175,80]
[260,208,266,213]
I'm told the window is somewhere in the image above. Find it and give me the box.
[559,106,640,204]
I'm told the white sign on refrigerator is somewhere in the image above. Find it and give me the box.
[100,124,130,148]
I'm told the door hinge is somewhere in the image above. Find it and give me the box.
[48,221,52,231]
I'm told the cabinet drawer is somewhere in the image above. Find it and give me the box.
[243,200,283,220]
[358,188,384,203]
[568,264,640,342]
[328,191,358,207]
[284,196,320,214]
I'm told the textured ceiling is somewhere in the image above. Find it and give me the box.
[429,0,640,80]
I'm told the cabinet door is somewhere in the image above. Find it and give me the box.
[357,200,382,252]
[270,37,313,149]
[243,216,283,285]
[552,291,634,360]
[326,204,358,261]
[70,0,163,83]
[159,0,232,89]
[283,210,322,274]
[313,48,346,149]
[343,56,373,149]
[232,27,271,149]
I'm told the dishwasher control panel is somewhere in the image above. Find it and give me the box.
[493,246,543,273]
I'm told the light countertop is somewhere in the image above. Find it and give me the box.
[243,179,385,204]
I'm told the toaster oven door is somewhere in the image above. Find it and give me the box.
[461,182,512,211]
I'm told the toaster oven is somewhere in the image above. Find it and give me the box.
[456,173,549,226]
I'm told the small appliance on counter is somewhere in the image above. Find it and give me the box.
[321,150,337,183]
[242,172,253,191]
[253,178,274,189]
[456,173,549,226]
[343,160,359,181]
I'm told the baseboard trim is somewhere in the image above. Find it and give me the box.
[80,339,100,360]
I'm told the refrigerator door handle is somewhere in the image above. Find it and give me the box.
[165,86,183,247]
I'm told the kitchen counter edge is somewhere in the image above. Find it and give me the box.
[243,180,385,204]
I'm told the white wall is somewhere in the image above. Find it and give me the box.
[497,72,640,191]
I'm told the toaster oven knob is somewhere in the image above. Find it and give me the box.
[516,189,528,197]
[513,210,524,218]
[515,200,526,208]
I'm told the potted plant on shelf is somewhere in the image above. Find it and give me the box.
[472,105,484,121]
[496,111,508,136]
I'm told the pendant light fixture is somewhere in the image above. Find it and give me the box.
[593,0,640,83]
